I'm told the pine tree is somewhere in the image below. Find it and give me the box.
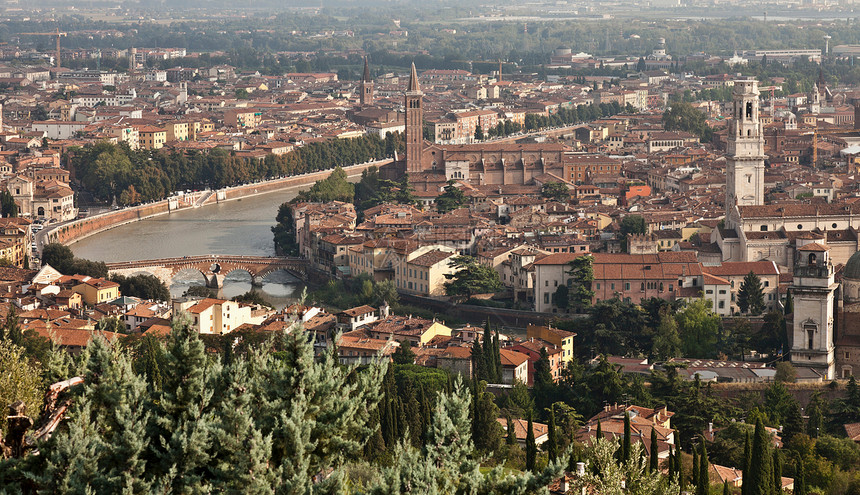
[146,315,216,492]
[526,411,537,472]
[546,405,559,462]
[649,427,659,473]
[697,440,709,495]
[747,419,774,495]
[622,411,632,463]
[738,271,766,315]
[208,360,274,494]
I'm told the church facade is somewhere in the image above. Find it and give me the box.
[402,63,566,189]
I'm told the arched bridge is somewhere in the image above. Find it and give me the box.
[105,255,309,289]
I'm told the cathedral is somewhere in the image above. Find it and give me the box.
[713,79,860,380]
[401,63,566,191]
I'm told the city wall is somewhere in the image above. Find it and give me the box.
[48,159,393,246]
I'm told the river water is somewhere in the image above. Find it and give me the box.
[71,185,311,307]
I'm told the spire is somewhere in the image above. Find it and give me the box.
[498,58,502,82]
[363,56,371,82]
[408,62,420,92]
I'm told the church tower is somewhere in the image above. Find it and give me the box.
[790,243,837,380]
[725,79,766,214]
[405,62,424,174]
[360,56,374,107]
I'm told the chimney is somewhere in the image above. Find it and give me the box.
[576,462,586,477]
[708,422,713,433]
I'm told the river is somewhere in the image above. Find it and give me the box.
[70,179,339,308]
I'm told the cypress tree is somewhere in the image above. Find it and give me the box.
[667,447,675,480]
[547,406,559,462]
[692,445,699,487]
[506,415,517,446]
[493,328,502,383]
[697,440,710,495]
[472,338,486,381]
[482,321,495,382]
[402,378,422,447]
[596,419,602,440]
[678,446,686,492]
[526,411,537,472]
[649,426,659,473]
[622,411,632,462]
[724,480,731,495]
[742,431,752,495]
[748,419,774,495]
[794,457,806,495]
[772,450,782,494]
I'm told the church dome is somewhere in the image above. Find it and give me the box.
[844,250,860,280]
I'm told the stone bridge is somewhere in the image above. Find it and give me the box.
[105,255,309,289]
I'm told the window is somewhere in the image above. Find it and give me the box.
[706,289,713,294]
[544,293,549,304]
[760,225,768,231]
[611,283,615,291]
[833,223,838,229]
[596,283,601,290]
[625,282,630,291]
[641,283,646,291]
[797,224,803,230]
[718,301,725,309]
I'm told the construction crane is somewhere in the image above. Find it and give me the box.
[20,28,67,68]
[812,126,856,167]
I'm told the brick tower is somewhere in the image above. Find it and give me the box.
[360,56,374,107]
[405,62,424,174]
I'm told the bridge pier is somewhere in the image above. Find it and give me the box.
[251,276,264,288]
[204,273,225,289]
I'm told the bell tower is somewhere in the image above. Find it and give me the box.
[360,56,374,107]
[725,79,765,215]
[405,62,424,174]
[790,243,837,380]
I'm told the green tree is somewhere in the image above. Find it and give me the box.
[370,376,564,494]
[570,437,679,495]
[526,411,537,471]
[0,190,17,218]
[620,215,647,236]
[0,340,43,434]
[649,426,659,473]
[552,284,570,309]
[435,181,467,213]
[545,404,559,463]
[697,440,710,495]
[747,419,774,495]
[541,181,569,202]
[651,308,681,361]
[109,273,171,301]
[41,242,75,273]
[794,456,806,495]
[676,299,721,358]
[774,362,796,383]
[662,100,711,140]
[295,166,355,203]
[737,271,765,315]
[622,411,632,463]
[805,392,825,438]
[443,255,503,299]
[566,255,595,311]
[392,340,417,365]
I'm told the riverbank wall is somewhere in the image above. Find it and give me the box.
[49,159,393,246]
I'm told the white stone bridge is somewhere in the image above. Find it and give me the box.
[105,255,309,289]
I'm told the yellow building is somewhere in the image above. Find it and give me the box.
[162,121,190,142]
[526,324,575,364]
[73,277,120,305]
[137,126,168,149]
